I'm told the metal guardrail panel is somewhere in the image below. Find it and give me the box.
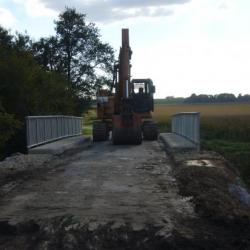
[26,116,83,149]
[171,112,200,151]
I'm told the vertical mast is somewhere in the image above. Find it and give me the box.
[115,29,132,113]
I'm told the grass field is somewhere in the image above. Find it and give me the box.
[153,102,250,122]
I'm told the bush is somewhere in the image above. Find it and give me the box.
[0,112,21,159]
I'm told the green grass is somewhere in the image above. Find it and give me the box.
[203,140,250,152]
[82,125,92,135]
[202,139,250,187]
[201,116,250,142]
[82,109,97,135]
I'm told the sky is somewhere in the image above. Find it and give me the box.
[0,0,250,98]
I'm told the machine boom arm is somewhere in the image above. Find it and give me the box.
[115,29,132,113]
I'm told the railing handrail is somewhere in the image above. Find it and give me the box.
[172,112,200,116]
[26,115,83,149]
[27,115,82,119]
[171,112,200,151]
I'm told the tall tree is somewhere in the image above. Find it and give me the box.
[0,26,12,48]
[55,8,114,95]
[32,37,62,71]
[33,8,115,97]
[14,31,32,52]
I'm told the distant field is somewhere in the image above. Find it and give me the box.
[154,98,184,105]
[153,102,250,123]
[153,102,250,142]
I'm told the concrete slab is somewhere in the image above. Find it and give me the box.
[28,136,91,155]
[159,133,198,152]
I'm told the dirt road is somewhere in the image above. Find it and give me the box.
[0,140,249,249]
[0,141,194,228]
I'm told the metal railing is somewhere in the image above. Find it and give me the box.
[26,116,83,149]
[171,112,200,151]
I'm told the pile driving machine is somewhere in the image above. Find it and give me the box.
[93,29,158,144]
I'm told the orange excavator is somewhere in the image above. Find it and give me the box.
[93,29,158,144]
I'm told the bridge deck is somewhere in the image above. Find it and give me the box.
[29,133,197,155]
[159,133,198,152]
[28,135,90,155]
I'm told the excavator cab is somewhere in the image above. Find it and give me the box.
[131,79,155,114]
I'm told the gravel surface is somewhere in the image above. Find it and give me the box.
[0,153,53,172]
[0,140,249,249]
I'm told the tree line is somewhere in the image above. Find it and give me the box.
[184,93,250,103]
[0,8,114,159]
[165,93,250,104]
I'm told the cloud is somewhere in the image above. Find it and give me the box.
[12,0,58,18]
[39,0,191,22]
[0,8,17,28]
[218,3,228,10]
